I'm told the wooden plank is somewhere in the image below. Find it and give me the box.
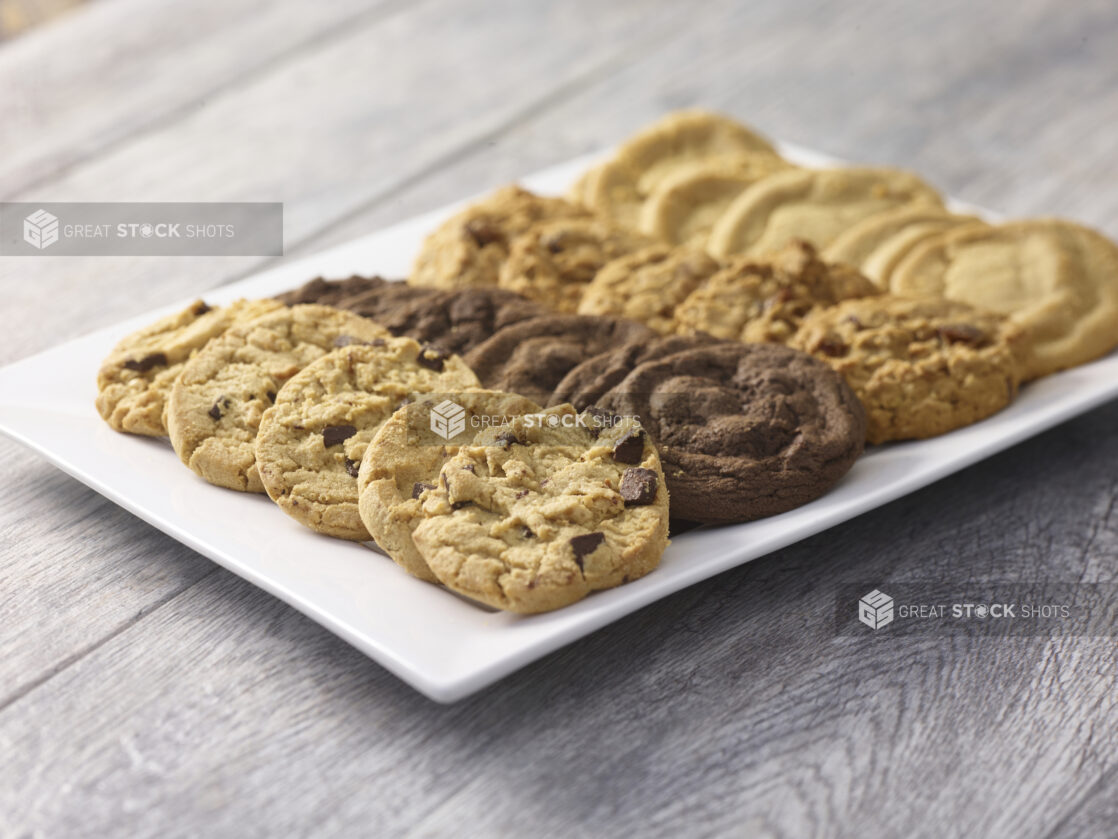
[0,0,399,197]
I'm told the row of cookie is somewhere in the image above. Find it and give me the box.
[96,298,673,613]
[566,109,967,268]
[279,277,868,523]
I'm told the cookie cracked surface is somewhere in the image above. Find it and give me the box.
[409,405,670,613]
[96,298,283,436]
[791,296,1026,444]
[357,390,542,580]
[254,337,480,540]
[166,304,389,492]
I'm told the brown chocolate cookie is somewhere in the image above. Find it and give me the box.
[371,287,550,356]
[275,276,437,321]
[548,333,724,411]
[597,342,866,523]
[463,315,657,403]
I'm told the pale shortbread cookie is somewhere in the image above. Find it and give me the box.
[791,296,1027,444]
[95,298,283,436]
[638,153,792,246]
[497,217,655,312]
[890,219,1118,380]
[357,390,541,580]
[584,110,780,231]
[167,305,389,493]
[673,240,880,343]
[823,206,984,286]
[410,186,588,290]
[254,339,479,540]
[410,405,670,613]
[577,245,720,334]
[707,167,943,258]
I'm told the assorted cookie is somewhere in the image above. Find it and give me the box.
[93,110,1118,614]
[254,338,480,540]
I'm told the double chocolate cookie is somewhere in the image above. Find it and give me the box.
[548,333,724,411]
[463,314,657,402]
[597,342,866,523]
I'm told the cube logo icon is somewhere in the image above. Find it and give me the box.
[859,589,894,630]
[24,209,60,250]
[430,399,466,440]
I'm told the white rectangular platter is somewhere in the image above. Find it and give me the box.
[3,144,1117,702]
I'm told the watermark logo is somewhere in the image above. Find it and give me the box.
[23,209,59,250]
[858,589,894,630]
[430,399,466,440]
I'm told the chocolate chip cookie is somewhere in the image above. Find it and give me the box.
[597,342,866,522]
[254,338,480,540]
[790,296,1026,444]
[409,405,670,613]
[96,297,284,436]
[497,217,656,312]
[463,314,657,402]
[410,186,589,290]
[166,305,390,492]
[357,390,542,580]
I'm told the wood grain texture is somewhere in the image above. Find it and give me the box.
[2,0,1118,836]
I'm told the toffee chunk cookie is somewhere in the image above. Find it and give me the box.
[463,314,657,402]
[166,305,389,493]
[255,338,479,540]
[497,217,656,312]
[549,334,724,411]
[708,167,943,258]
[577,245,720,334]
[638,153,793,246]
[96,297,284,436]
[597,342,866,522]
[357,390,541,580]
[410,405,670,613]
[790,296,1026,444]
[673,240,880,344]
[821,207,983,287]
[410,186,589,290]
[585,110,780,230]
[889,219,1118,379]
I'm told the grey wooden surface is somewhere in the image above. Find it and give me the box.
[2,1,1118,836]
